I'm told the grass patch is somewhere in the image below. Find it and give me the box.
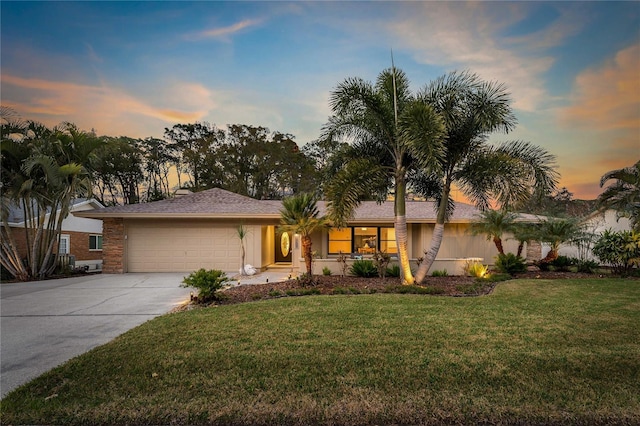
[2,278,639,425]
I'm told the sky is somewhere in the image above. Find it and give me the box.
[1,1,639,200]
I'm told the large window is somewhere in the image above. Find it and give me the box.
[328,228,351,254]
[89,235,103,251]
[327,227,398,255]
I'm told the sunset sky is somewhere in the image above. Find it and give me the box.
[1,1,638,200]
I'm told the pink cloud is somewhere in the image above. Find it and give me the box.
[187,18,263,41]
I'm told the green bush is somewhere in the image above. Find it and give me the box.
[386,264,401,277]
[322,266,332,276]
[477,273,512,283]
[593,230,640,276]
[551,255,574,272]
[296,273,318,287]
[431,269,448,277]
[576,259,599,274]
[384,285,445,295]
[494,253,526,275]
[350,259,378,278]
[181,269,229,303]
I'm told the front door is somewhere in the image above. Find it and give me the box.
[275,231,292,263]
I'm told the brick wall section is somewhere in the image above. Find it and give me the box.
[103,218,125,274]
[9,228,102,261]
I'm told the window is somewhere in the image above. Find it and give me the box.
[89,235,103,251]
[354,227,378,254]
[380,227,397,254]
[59,235,70,254]
[328,228,351,254]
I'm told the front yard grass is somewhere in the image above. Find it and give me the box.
[1,278,639,425]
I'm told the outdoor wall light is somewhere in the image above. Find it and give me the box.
[190,291,194,301]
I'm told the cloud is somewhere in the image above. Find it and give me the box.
[560,43,640,132]
[384,2,582,112]
[1,74,210,136]
[186,18,263,41]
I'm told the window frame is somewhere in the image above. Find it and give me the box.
[89,234,103,251]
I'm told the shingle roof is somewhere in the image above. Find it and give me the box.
[74,187,542,223]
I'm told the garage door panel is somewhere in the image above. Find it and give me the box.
[126,223,239,272]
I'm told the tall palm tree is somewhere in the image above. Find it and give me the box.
[469,209,519,255]
[413,71,559,283]
[322,67,444,284]
[598,160,640,231]
[279,193,328,276]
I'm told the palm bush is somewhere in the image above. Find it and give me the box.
[386,264,401,278]
[592,230,640,276]
[494,253,526,275]
[350,260,378,278]
[550,255,574,272]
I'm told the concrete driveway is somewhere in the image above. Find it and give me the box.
[0,273,191,398]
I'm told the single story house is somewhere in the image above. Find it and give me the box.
[7,198,105,271]
[75,188,541,276]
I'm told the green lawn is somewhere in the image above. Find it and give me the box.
[2,278,639,425]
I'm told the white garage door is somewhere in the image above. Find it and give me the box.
[126,222,240,272]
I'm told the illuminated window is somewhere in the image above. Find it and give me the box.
[328,228,351,254]
[354,227,377,254]
[380,227,397,254]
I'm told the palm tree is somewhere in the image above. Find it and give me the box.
[538,218,583,263]
[413,71,559,283]
[469,209,519,255]
[322,67,444,284]
[236,223,248,276]
[598,160,640,231]
[279,193,327,276]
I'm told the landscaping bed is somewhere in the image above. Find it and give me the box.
[211,271,608,306]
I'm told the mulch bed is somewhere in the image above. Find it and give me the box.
[201,271,613,307]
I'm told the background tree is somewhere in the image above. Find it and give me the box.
[139,137,176,202]
[92,136,144,205]
[279,193,327,276]
[321,67,444,284]
[413,71,558,283]
[469,209,519,255]
[597,160,640,231]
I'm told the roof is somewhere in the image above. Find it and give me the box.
[6,198,105,226]
[74,187,542,224]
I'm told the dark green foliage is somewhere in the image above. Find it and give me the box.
[384,285,445,295]
[494,253,526,275]
[322,266,332,276]
[431,269,448,277]
[181,269,229,303]
[350,259,378,278]
[386,264,401,277]
[592,230,640,276]
[551,255,574,272]
[285,288,321,296]
[576,260,600,274]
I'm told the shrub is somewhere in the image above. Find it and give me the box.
[322,266,332,276]
[593,230,640,276]
[477,273,512,283]
[494,253,526,275]
[550,255,574,272]
[463,260,489,278]
[576,259,599,274]
[431,269,448,277]
[350,259,378,277]
[384,285,445,295]
[181,269,229,303]
[386,264,401,277]
[296,273,318,287]
[372,251,391,278]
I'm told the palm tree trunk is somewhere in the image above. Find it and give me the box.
[415,176,450,283]
[394,175,415,285]
[302,236,313,275]
[493,236,505,255]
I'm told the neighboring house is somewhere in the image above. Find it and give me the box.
[75,188,543,276]
[7,199,105,271]
[551,209,633,261]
